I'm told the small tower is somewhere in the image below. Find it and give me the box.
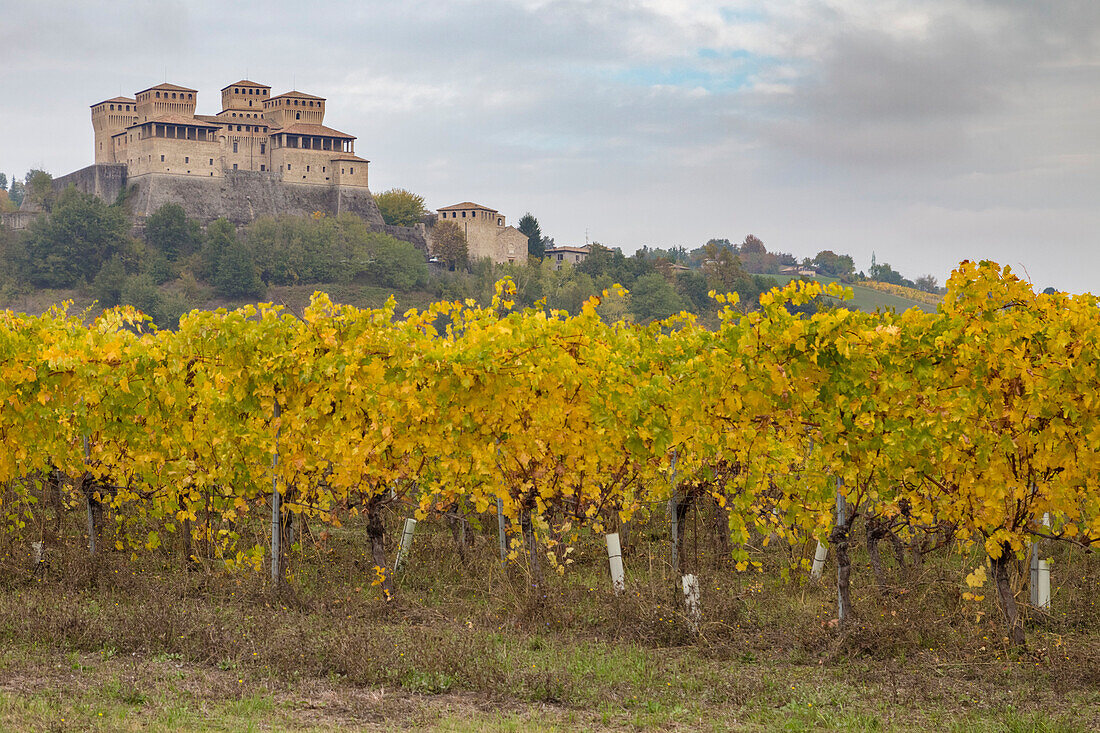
[220,80,271,113]
[90,97,137,163]
[263,91,326,129]
[134,83,197,123]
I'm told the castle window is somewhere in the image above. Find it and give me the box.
[462,212,466,218]
[287,164,291,170]
[160,154,165,162]
[498,218,503,226]
[237,125,242,132]
[350,167,354,174]
[185,156,189,163]
[341,168,344,174]
[171,93,176,99]
[295,112,300,120]
[260,143,265,154]
[233,142,238,153]
[322,166,325,172]
[260,164,265,171]
[233,163,238,170]
[306,165,310,172]
[110,104,114,110]
[156,91,161,98]
[249,100,253,107]
[209,159,213,165]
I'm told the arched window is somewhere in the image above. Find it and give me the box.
[295,112,300,120]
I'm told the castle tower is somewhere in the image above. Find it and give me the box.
[90,97,138,163]
[263,91,326,129]
[220,80,271,113]
[134,83,197,123]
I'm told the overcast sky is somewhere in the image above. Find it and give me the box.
[2,0,1098,292]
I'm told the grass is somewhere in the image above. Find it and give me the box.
[0,510,1097,731]
[757,272,940,313]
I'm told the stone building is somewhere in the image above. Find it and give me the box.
[89,81,369,188]
[41,80,388,230]
[434,202,528,265]
[545,245,591,270]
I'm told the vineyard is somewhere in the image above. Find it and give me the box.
[859,279,944,306]
[2,257,1099,661]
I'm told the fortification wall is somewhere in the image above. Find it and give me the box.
[0,212,35,231]
[381,223,429,253]
[52,164,128,203]
[126,171,385,228]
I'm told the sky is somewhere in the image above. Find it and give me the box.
[2,0,1098,292]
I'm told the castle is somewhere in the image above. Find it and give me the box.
[91,81,369,188]
[4,80,532,265]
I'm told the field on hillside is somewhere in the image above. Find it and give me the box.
[756,273,940,313]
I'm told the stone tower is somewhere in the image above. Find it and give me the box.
[90,97,138,163]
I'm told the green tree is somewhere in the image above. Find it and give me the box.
[741,234,766,255]
[214,238,265,299]
[23,187,131,288]
[91,254,130,307]
[0,173,7,191]
[8,179,25,208]
[145,203,201,261]
[629,272,684,323]
[812,250,855,279]
[120,273,190,329]
[24,170,54,211]
[374,188,427,227]
[517,213,543,260]
[432,221,468,271]
[364,233,428,291]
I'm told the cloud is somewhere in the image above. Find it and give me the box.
[1,1,1099,293]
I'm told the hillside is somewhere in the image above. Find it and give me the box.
[757,272,940,313]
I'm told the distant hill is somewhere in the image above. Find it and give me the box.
[756,273,940,313]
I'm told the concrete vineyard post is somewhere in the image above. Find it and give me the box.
[393,518,417,573]
[682,573,701,627]
[1030,512,1051,610]
[835,482,848,624]
[605,532,625,592]
[810,541,827,580]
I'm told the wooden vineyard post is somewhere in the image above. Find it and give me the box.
[83,434,97,556]
[605,532,625,593]
[496,497,507,565]
[668,449,679,575]
[393,518,417,574]
[270,400,282,586]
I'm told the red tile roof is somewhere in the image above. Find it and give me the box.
[135,83,198,95]
[269,90,325,101]
[274,123,354,139]
[438,202,498,212]
[222,80,270,90]
[91,97,137,107]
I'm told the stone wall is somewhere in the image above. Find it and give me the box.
[126,171,385,228]
[52,164,128,203]
[0,212,35,231]
[382,223,429,253]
